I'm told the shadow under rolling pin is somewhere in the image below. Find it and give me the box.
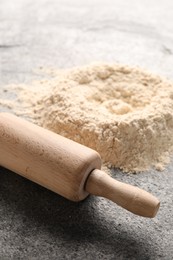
[0,113,160,218]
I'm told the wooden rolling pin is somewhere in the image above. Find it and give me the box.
[0,113,160,218]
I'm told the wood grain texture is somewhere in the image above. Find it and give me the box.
[86,169,160,218]
[0,113,101,201]
[0,113,160,217]
[0,0,173,259]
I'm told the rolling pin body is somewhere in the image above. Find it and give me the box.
[0,113,160,217]
[0,113,101,201]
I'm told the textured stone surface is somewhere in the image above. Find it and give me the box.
[0,0,173,259]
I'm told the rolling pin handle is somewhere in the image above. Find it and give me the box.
[85,169,160,218]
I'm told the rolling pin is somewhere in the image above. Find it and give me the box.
[0,113,160,218]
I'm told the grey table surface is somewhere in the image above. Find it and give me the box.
[0,0,173,259]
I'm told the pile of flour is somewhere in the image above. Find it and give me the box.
[1,63,173,172]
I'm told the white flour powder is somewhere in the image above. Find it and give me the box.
[1,63,173,172]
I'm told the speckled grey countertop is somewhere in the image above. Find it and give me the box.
[0,0,173,259]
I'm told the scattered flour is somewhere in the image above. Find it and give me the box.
[1,63,173,172]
